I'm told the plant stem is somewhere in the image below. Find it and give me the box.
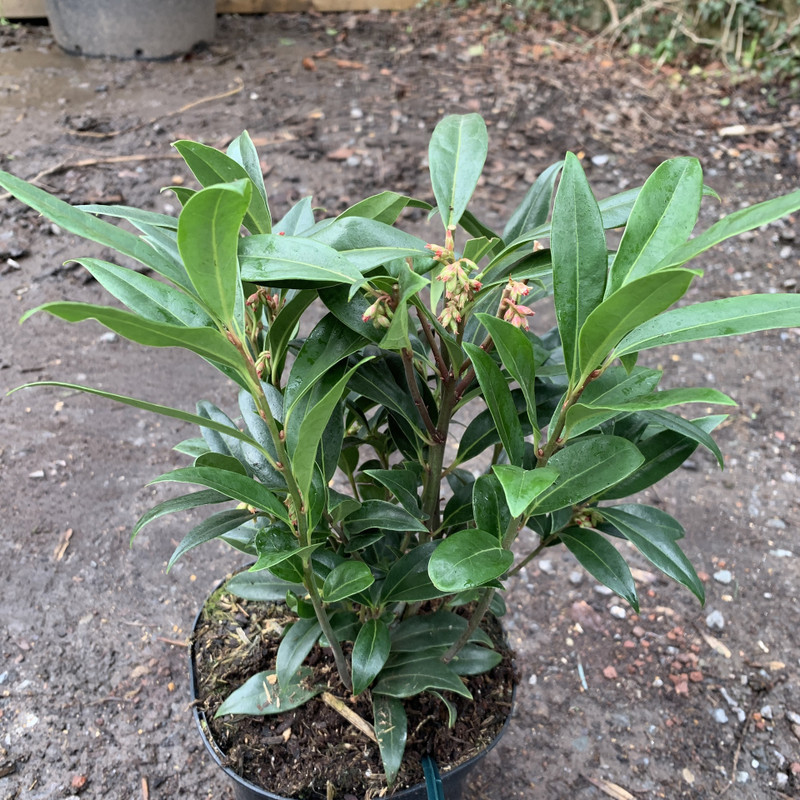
[420,378,457,532]
[441,586,495,664]
[416,307,448,380]
[401,347,438,441]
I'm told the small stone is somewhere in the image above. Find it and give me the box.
[346,155,362,168]
[652,677,663,688]
[594,584,613,596]
[713,708,729,723]
[792,762,800,776]
[760,705,773,719]
[713,569,733,584]
[29,469,46,479]
[780,471,797,483]
[98,332,117,343]
[603,665,618,679]
[71,775,88,791]
[735,771,749,783]
[538,559,555,575]
[350,107,364,119]
[779,245,793,259]
[689,671,704,682]
[769,549,793,558]
[528,674,538,685]
[776,773,788,788]
[632,625,646,638]
[609,605,627,619]
[568,570,583,585]
[591,154,610,166]
[706,610,725,630]
[766,518,787,529]
[786,710,800,725]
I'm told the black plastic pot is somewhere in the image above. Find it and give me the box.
[189,589,515,800]
[45,0,215,59]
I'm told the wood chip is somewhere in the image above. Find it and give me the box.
[54,528,73,561]
[321,691,377,743]
[585,775,636,799]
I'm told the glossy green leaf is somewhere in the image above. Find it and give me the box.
[338,191,431,224]
[239,234,363,289]
[428,529,513,592]
[476,313,539,441]
[22,302,246,378]
[343,500,428,535]
[352,619,391,695]
[578,269,695,378]
[0,169,177,277]
[492,464,560,518]
[614,294,800,357]
[177,180,250,326]
[131,488,227,542]
[216,667,321,716]
[168,508,255,569]
[227,130,271,231]
[455,389,528,465]
[149,466,290,524]
[389,610,469,651]
[503,160,563,243]
[266,290,316,377]
[173,139,271,234]
[463,342,524,467]
[322,561,375,603]
[608,158,702,293]
[380,543,448,603]
[531,436,644,513]
[362,468,422,517]
[551,153,608,382]
[276,617,322,689]
[78,203,178,230]
[346,358,425,430]
[560,527,638,611]
[428,113,488,230]
[658,187,800,270]
[449,643,502,676]
[374,651,471,699]
[71,258,213,328]
[373,694,408,786]
[472,474,511,541]
[225,571,305,602]
[275,196,315,235]
[601,504,704,602]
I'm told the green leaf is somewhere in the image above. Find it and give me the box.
[463,342,524,467]
[381,543,448,603]
[390,610,470,651]
[72,258,214,328]
[551,153,608,383]
[608,158,703,293]
[22,302,246,376]
[343,500,428,535]
[560,527,639,611]
[225,571,305,602]
[657,187,800,270]
[338,191,431,224]
[78,203,178,230]
[346,358,425,431]
[449,643,503,676]
[216,667,321,716]
[472,474,512,541]
[266,290,316,377]
[0,169,177,277]
[322,561,375,603]
[601,505,704,602]
[276,617,322,689]
[373,694,408,787]
[476,313,539,443]
[362,468,422,517]
[150,466,291,524]
[492,464,560,518]
[352,619,391,695]
[455,389,529,465]
[374,652,472,699]
[173,139,271,234]
[131,488,227,542]
[503,160,563,243]
[168,508,255,569]
[578,269,695,378]
[177,179,251,326]
[275,196,315,235]
[614,294,800,357]
[531,437,645,513]
[226,130,271,232]
[239,234,364,289]
[428,530,513,592]
[251,527,321,572]
[428,113,488,230]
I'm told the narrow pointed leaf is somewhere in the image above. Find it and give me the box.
[601,505,704,602]
[131,489,228,542]
[608,158,703,293]
[352,619,391,695]
[362,469,422,517]
[276,617,322,689]
[338,191,431,224]
[374,652,472,699]
[614,294,800,357]
[225,571,305,602]
[227,130,271,231]
[428,530,513,592]
[343,500,428,535]
[381,543,447,603]
[492,464,560,517]
[216,668,321,717]
[428,113,488,230]
[373,695,408,786]
[503,160,563,242]
[449,643,503,676]
[551,153,608,382]
[168,508,255,569]
[463,341,524,467]
[177,180,250,325]
[78,203,178,230]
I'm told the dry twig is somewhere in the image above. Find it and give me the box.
[320,691,377,743]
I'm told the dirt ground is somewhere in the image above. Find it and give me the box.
[1,7,800,800]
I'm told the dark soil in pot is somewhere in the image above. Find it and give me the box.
[191,583,517,799]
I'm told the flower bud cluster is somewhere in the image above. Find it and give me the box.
[437,259,482,332]
[500,279,535,329]
[362,292,395,329]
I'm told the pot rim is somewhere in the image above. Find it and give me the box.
[189,572,515,799]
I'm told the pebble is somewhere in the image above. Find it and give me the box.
[766,518,787,530]
[568,570,583,585]
[591,154,610,166]
[713,708,729,723]
[713,569,733,584]
[346,155,362,168]
[761,705,773,720]
[29,469,46,479]
[779,245,793,259]
[594,584,613,596]
[780,471,797,483]
[350,107,364,119]
[736,771,750,784]
[776,773,788,788]
[706,609,725,630]
[786,710,800,726]
[538,559,555,575]
[98,331,118,343]
[769,549,793,558]
[609,605,627,619]
[528,674,537,685]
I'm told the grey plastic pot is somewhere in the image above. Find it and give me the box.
[190,593,515,800]
[45,0,216,59]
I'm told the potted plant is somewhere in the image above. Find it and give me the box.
[3,113,800,798]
